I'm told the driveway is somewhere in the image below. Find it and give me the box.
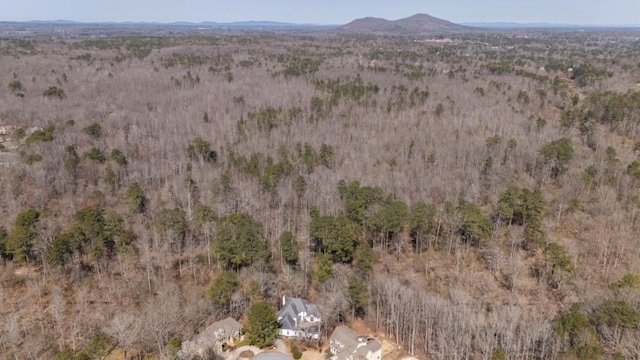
[227,345,262,360]
[275,339,287,353]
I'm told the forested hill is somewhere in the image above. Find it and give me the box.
[1,29,640,359]
[340,13,470,34]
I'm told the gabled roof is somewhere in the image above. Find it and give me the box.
[278,297,321,331]
[330,325,381,360]
[279,315,296,332]
[194,317,243,344]
[330,325,360,351]
[279,297,321,318]
[355,338,381,358]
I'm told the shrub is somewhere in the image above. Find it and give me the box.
[25,125,54,144]
[83,123,103,138]
[491,348,506,360]
[8,80,22,92]
[486,61,513,75]
[83,147,106,163]
[110,149,127,166]
[19,151,43,165]
[187,137,217,163]
[12,128,25,140]
[43,86,65,99]
[167,337,182,357]
[290,342,303,360]
[610,273,640,289]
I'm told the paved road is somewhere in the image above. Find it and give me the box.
[226,339,290,360]
[227,345,262,360]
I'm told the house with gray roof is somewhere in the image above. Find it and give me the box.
[329,325,382,360]
[178,317,243,359]
[277,296,322,339]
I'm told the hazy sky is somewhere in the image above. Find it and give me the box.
[2,0,639,25]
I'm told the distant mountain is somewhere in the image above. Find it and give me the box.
[213,21,337,28]
[397,13,468,32]
[18,19,338,29]
[340,13,470,34]
[26,19,80,24]
[340,17,396,32]
[462,22,640,29]
[173,20,338,29]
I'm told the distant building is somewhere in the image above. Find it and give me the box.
[0,125,15,142]
[178,317,243,359]
[0,126,13,135]
[277,296,322,339]
[329,325,382,360]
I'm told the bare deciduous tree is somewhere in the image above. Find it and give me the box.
[108,312,141,359]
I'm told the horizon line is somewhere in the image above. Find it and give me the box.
[2,17,640,28]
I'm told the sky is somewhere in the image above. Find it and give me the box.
[1,0,639,25]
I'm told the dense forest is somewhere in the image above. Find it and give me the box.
[1,28,640,359]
